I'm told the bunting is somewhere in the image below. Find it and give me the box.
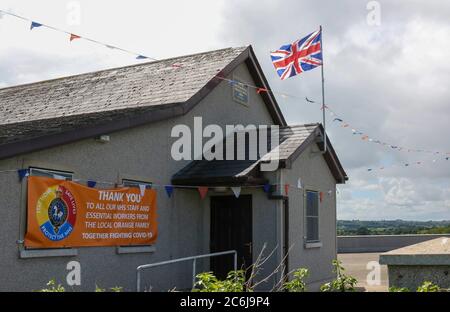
[69,34,81,42]
[198,187,208,199]
[30,21,42,30]
[139,184,147,197]
[256,87,268,94]
[0,10,157,61]
[87,180,97,188]
[165,185,174,198]
[18,169,29,181]
[231,186,241,198]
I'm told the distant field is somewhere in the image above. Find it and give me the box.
[337,220,450,236]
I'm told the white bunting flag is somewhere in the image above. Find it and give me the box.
[297,178,303,189]
[139,184,146,197]
[231,187,241,198]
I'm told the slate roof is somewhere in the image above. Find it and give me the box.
[0,46,286,159]
[172,123,348,185]
[0,47,246,126]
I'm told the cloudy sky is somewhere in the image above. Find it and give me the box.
[1,0,449,220]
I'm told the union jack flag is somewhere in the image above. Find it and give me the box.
[270,29,322,80]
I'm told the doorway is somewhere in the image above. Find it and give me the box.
[210,195,253,280]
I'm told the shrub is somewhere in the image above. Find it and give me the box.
[320,260,357,292]
[389,286,410,292]
[193,270,246,292]
[39,280,65,292]
[417,281,440,292]
[282,268,309,292]
[95,285,123,292]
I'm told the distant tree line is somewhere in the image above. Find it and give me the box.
[337,220,450,236]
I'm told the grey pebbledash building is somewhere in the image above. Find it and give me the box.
[0,46,347,291]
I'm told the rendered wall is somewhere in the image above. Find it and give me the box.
[0,62,276,291]
[283,143,338,291]
[338,234,450,253]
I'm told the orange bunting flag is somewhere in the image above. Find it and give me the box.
[284,184,290,196]
[198,187,208,199]
[319,191,324,202]
[70,34,81,42]
[342,124,349,128]
[361,135,369,140]
[256,88,268,94]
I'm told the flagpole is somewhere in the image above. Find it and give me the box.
[320,25,327,153]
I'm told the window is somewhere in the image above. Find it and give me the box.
[119,178,155,253]
[29,167,73,180]
[122,179,152,189]
[305,191,319,242]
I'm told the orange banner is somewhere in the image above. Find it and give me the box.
[25,176,157,248]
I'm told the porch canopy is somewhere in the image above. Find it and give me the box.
[171,123,348,187]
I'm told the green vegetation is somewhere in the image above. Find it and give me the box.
[39,279,65,292]
[39,280,123,292]
[320,260,357,292]
[416,281,440,292]
[389,286,410,292]
[337,220,450,236]
[193,270,246,292]
[389,281,447,292]
[282,268,309,292]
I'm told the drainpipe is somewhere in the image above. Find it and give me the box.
[267,169,289,286]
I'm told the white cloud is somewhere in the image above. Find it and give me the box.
[0,0,449,220]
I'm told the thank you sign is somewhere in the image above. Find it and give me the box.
[25,176,157,248]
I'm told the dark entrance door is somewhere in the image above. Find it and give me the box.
[210,195,253,280]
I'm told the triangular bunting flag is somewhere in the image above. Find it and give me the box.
[87,180,97,188]
[198,187,208,199]
[231,187,241,198]
[30,21,42,30]
[70,33,81,42]
[256,87,268,94]
[139,184,146,197]
[165,185,174,198]
[284,184,290,196]
[263,183,271,193]
[136,55,148,60]
[297,178,302,189]
[18,169,29,181]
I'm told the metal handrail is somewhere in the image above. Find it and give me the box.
[136,250,237,292]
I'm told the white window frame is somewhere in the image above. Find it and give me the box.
[29,167,73,180]
[121,178,153,189]
[117,177,155,254]
[305,190,320,243]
